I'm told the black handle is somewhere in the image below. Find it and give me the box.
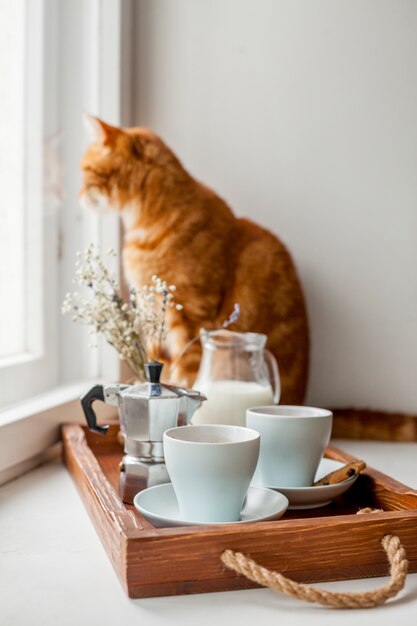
[80,385,109,435]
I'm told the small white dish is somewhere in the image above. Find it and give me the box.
[254,458,359,510]
[133,483,289,527]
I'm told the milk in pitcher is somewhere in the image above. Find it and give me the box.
[191,380,274,426]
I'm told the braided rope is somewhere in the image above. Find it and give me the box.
[221,509,408,608]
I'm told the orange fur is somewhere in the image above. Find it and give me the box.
[80,116,309,403]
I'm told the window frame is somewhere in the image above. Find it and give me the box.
[0,0,133,484]
[0,0,60,407]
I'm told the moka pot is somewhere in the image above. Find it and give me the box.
[80,361,206,503]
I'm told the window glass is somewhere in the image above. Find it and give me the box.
[0,0,26,358]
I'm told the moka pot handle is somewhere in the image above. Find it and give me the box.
[80,385,109,435]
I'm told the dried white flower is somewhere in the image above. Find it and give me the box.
[62,244,183,380]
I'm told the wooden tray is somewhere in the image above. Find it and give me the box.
[62,423,417,598]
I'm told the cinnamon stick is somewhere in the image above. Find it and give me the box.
[313,461,366,486]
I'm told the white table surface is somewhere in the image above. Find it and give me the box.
[1,439,417,626]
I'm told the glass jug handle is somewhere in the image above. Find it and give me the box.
[265,350,281,404]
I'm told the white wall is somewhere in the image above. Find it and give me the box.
[132,0,417,412]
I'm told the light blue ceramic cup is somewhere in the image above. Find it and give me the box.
[247,405,333,488]
[163,424,260,523]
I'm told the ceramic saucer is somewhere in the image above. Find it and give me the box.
[133,484,289,527]
[254,458,359,510]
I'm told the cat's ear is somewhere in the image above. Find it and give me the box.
[83,113,121,146]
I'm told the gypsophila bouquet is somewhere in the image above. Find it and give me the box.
[62,244,182,380]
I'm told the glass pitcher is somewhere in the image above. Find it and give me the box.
[191,329,280,426]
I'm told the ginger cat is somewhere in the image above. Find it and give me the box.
[80,115,309,403]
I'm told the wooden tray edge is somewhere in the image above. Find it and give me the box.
[62,424,160,594]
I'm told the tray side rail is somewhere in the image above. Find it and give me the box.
[62,424,158,594]
[124,510,417,598]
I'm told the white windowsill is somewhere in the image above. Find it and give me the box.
[0,350,40,369]
[0,381,92,427]
[0,381,118,485]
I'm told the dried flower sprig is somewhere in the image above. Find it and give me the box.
[222,303,240,328]
[62,244,182,380]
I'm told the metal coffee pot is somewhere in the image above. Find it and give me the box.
[81,361,206,503]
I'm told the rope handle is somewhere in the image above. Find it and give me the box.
[221,509,409,609]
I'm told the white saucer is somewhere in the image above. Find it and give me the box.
[254,458,359,510]
[133,484,289,527]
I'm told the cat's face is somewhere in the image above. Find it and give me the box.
[80,115,167,213]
